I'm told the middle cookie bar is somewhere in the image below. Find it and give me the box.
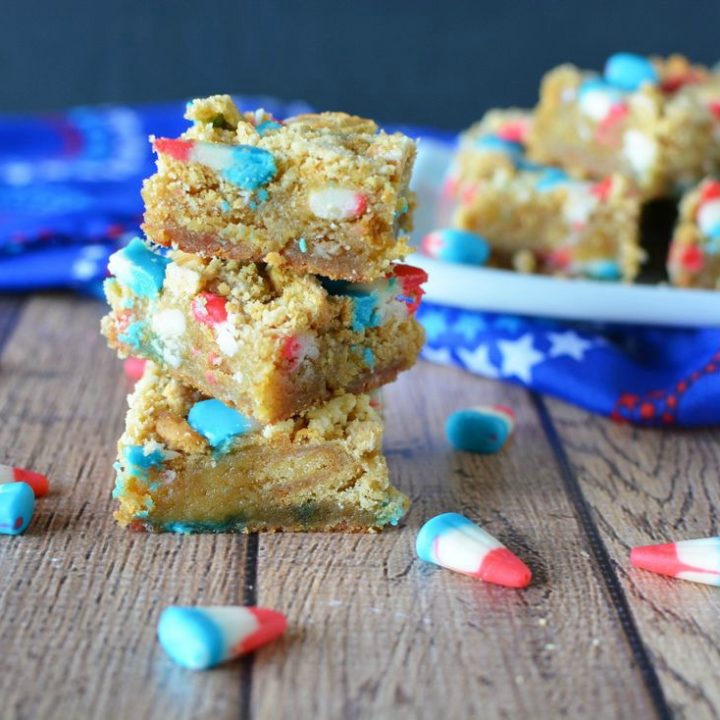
[101,239,426,425]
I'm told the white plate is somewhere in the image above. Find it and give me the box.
[409,138,720,328]
[411,254,720,327]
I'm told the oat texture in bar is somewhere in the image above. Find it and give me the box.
[101,238,426,424]
[527,54,720,199]
[113,364,409,533]
[142,96,416,281]
[442,109,643,280]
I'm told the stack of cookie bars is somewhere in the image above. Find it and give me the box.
[101,96,426,533]
[442,53,720,288]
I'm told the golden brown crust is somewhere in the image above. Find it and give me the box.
[143,222,411,283]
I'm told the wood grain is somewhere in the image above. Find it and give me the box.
[0,297,251,720]
[250,363,656,720]
[547,396,720,720]
[1,295,716,719]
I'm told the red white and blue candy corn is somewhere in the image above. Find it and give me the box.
[0,482,35,535]
[421,228,490,266]
[0,463,49,497]
[631,537,720,586]
[308,187,368,221]
[153,138,277,191]
[416,513,531,588]
[445,404,516,454]
[322,263,427,327]
[158,605,288,670]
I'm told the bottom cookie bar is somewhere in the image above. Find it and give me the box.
[113,363,408,532]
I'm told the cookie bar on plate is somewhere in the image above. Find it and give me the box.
[442,109,643,281]
[113,363,408,533]
[101,238,426,424]
[142,96,416,282]
[528,54,720,199]
[667,178,720,289]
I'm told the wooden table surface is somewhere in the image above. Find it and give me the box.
[1,294,719,720]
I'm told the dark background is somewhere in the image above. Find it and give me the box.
[2,0,719,129]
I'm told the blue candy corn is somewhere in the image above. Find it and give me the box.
[604,53,659,92]
[107,237,170,299]
[421,229,490,266]
[224,146,277,190]
[445,404,516,454]
[188,399,256,449]
[0,481,35,535]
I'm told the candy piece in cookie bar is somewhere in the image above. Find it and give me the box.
[113,364,409,533]
[142,96,416,282]
[667,178,720,289]
[527,54,720,199]
[443,109,644,281]
[101,238,426,424]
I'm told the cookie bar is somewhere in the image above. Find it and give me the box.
[444,108,533,190]
[101,238,426,424]
[442,110,644,280]
[667,178,720,289]
[142,96,416,282]
[113,363,409,533]
[528,54,720,199]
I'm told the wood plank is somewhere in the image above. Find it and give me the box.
[0,296,250,720]
[546,396,720,720]
[250,363,658,720]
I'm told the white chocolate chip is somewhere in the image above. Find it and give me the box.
[164,263,201,296]
[622,130,658,176]
[152,309,186,338]
[215,320,239,357]
[151,309,186,367]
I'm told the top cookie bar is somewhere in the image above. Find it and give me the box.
[528,54,720,199]
[142,96,416,282]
